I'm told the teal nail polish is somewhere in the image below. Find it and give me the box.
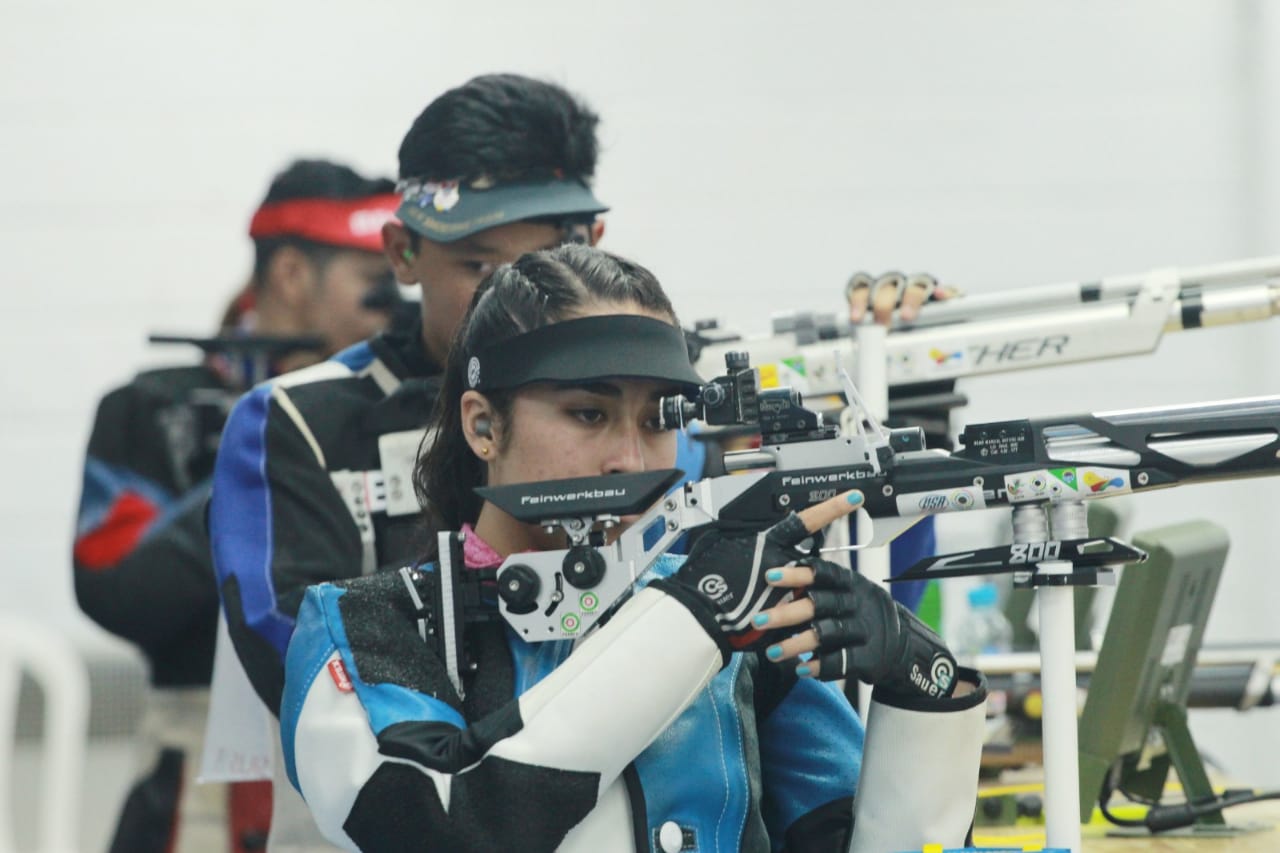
[752,613,769,627]
[797,665,812,677]
[766,569,783,582]
[798,651,813,663]
[847,492,863,506]
[766,645,783,660]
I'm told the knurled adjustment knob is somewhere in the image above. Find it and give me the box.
[562,546,606,589]
[700,382,726,408]
[497,564,540,614]
[724,351,750,371]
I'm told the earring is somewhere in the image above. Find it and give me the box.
[402,248,415,262]
[480,446,490,456]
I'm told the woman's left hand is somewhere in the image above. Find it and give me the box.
[754,548,960,700]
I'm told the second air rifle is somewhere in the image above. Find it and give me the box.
[690,256,1280,406]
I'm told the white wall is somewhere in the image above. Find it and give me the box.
[3,0,1279,828]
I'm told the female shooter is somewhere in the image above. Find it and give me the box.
[279,244,986,852]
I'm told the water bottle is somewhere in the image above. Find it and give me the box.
[953,582,1013,717]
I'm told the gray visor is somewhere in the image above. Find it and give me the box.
[397,177,608,242]
[467,315,704,394]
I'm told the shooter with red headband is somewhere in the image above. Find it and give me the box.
[73,159,399,853]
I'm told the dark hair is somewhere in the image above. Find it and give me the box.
[251,159,395,285]
[416,244,678,535]
[398,74,599,187]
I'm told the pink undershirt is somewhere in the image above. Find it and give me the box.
[460,523,504,570]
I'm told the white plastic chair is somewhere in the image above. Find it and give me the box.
[0,620,89,853]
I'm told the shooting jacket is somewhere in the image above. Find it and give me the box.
[75,363,229,685]
[210,311,442,714]
[281,550,988,852]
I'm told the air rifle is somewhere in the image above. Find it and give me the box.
[477,353,1280,642]
[149,332,325,389]
[474,349,1280,851]
[690,256,1280,403]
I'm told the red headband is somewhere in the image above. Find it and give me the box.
[248,194,400,253]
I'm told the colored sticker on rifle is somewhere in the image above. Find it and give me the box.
[1050,468,1079,491]
[579,592,599,613]
[561,613,581,634]
[896,488,985,514]
[929,347,964,367]
[759,360,815,395]
[1004,466,1130,502]
[1081,468,1129,494]
[1004,472,1050,501]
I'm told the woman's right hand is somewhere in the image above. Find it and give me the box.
[652,492,864,655]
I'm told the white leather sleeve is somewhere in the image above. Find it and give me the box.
[289,585,722,848]
[849,672,987,852]
[489,586,723,789]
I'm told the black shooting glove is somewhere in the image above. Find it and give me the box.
[804,557,958,701]
[651,513,816,659]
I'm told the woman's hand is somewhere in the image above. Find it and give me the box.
[753,516,960,701]
[655,491,864,654]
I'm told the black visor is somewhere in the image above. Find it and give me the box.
[467,314,704,394]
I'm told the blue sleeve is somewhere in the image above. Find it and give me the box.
[210,382,366,715]
[209,385,296,656]
[758,677,863,847]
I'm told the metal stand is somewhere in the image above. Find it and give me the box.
[1152,701,1223,826]
[854,324,890,722]
[1012,501,1095,852]
[1104,702,1267,838]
